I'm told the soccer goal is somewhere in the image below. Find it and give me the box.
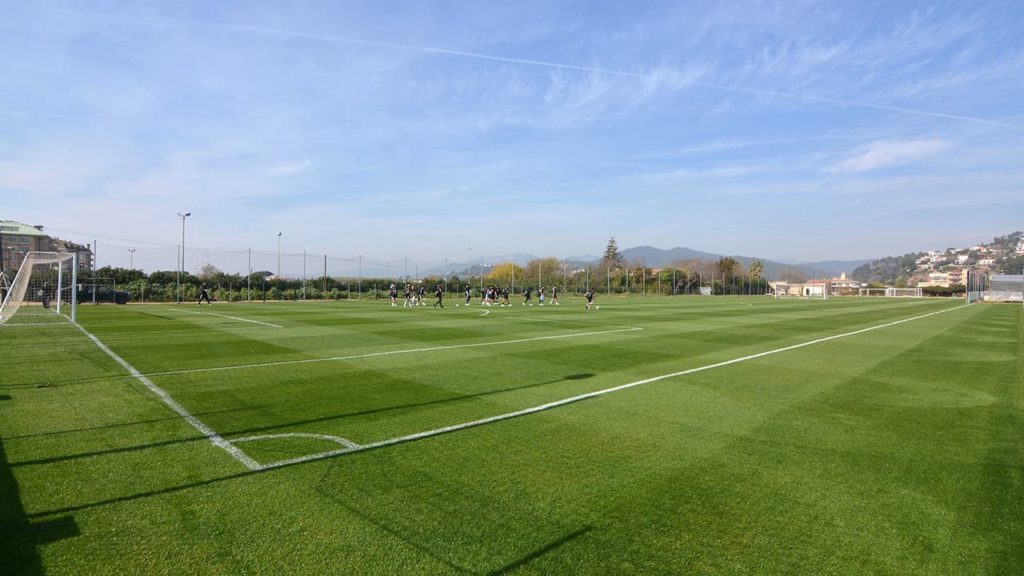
[773,282,827,299]
[982,274,1024,303]
[858,288,887,297]
[884,287,923,298]
[0,251,78,325]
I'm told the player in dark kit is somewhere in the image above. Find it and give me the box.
[551,285,560,305]
[389,284,398,306]
[585,288,595,310]
[523,286,532,306]
[434,285,444,308]
[464,285,472,305]
[198,283,213,305]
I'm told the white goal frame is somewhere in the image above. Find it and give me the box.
[885,287,923,298]
[858,288,886,297]
[773,282,828,299]
[0,251,78,325]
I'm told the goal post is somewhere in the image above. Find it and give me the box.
[0,251,78,325]
[772,282,827,299]
[885,287,923,298]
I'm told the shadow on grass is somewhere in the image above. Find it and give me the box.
[2,439,81,575]
[315,459,594,575]
[12,373,596,468]
[20,374,599,520]
[224,372,598,439]
[486,526,591,575]
[5,404,270,441]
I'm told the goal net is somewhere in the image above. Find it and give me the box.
[981,274,1023,303]
[773,282,827,299]
[858,288,887,297]
[0,251,78,326]
[884,287,923,298]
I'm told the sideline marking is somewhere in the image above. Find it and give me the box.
[256,303,968,470]
[72,323,260,470]
[141,326,643,378]
[171,308,283,328]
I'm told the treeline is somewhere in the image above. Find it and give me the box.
[86,256,772,303]
[850,253,924,285]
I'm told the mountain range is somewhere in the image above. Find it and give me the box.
[444,246,872,280]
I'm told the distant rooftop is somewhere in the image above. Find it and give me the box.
[0,220,48,236]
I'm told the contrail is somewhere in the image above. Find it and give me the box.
[54,8,1021,130]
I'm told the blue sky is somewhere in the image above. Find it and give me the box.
[1,0,1022,273]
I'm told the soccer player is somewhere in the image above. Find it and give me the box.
[501,285,510,306]
[552,285,560,305]
[198,283,213,305]
[464,285,472,305]
[404,284,413,308]
[389,283,398,306]
[433,284,444,308]
[538,287,545,306]
[523,286,532,306]
[585,288,595,310]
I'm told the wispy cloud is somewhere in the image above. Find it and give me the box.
[269,159,311,177]
[50,7,1022,129]
[825,139,953,174]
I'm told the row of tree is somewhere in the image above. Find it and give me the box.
[84,238,774,302]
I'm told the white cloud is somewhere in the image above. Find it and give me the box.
[825,138,953,174]
[269,159,312,176]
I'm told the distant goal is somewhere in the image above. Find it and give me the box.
[773,282,827,299]
[884,287,923,298]
[0,252,78,326]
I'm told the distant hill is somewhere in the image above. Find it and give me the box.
[431,246,876,280]
[797,259,875,276]
[620,246,868,279]
[849,230,1024,284]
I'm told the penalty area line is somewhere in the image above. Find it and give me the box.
[256,303,968,470]
[169,308,283,328]
[72,323,261,471]
[142,325,644,378]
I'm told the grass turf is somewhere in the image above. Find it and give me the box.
[1,296,1021,574]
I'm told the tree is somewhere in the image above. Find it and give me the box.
[602,237,623,268]
[199,263,222,280]
[749,260,764,279]
[716,256,739,279]
[484,262,522,283]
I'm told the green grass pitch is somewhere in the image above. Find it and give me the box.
[2,296,1021,574]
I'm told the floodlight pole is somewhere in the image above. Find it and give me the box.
[276,232,282,278]
[177,212,190,302]
[128,248,135,270]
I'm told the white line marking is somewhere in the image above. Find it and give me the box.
[257,303,968,470]
[171,308,283,328]
[232,432,359,449]
[141,326,643,378]
[480,309,490,316]
[72,323,261,471]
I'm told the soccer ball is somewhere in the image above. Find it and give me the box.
[456,304,460,307]
[596,306,600,310]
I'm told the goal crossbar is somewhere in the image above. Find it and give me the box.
[0,251,78,325]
